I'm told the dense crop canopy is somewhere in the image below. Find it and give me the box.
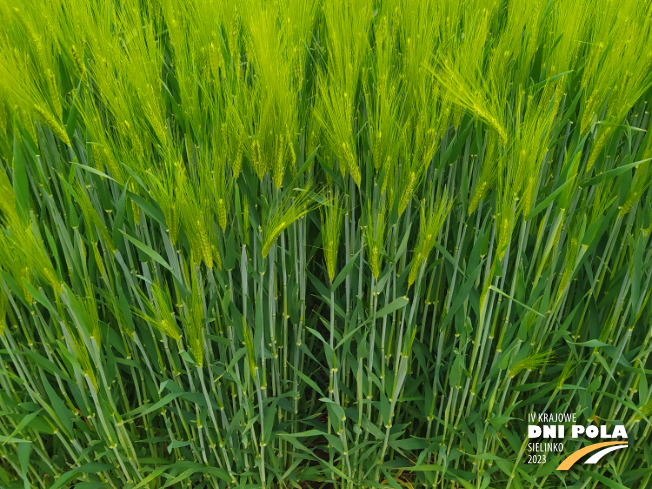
[0,0,651,488]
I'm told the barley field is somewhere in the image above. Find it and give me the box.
[0,0,651,488]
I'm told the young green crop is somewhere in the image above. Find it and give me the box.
[0,0,651,488]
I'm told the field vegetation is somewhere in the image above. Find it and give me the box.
[0,0,651,487]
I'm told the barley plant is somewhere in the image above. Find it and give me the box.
[1,0,652,488]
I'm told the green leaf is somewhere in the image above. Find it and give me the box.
[167,440,193,453]
[581,157,652,187]
[127,191,167,226]
[331,249,361,291]
[288,364,324,397]
[0,436,31,443]
[395,464,445,472]
[18,442,31,489]
[123,392,184,421]
[489,285,545,317]
[570,339,609,348]
[72,162,117,182]
[525,178,573,221]
[376,296,409,317]
[13,136,30,218]
[1,409,42,446]
[631,231,645,308]
[112,181,129,248]
[120,230,172,271]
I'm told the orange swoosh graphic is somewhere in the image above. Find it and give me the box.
[556,441,628,470]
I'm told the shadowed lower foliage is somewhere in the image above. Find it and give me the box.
[0,0,652,488]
